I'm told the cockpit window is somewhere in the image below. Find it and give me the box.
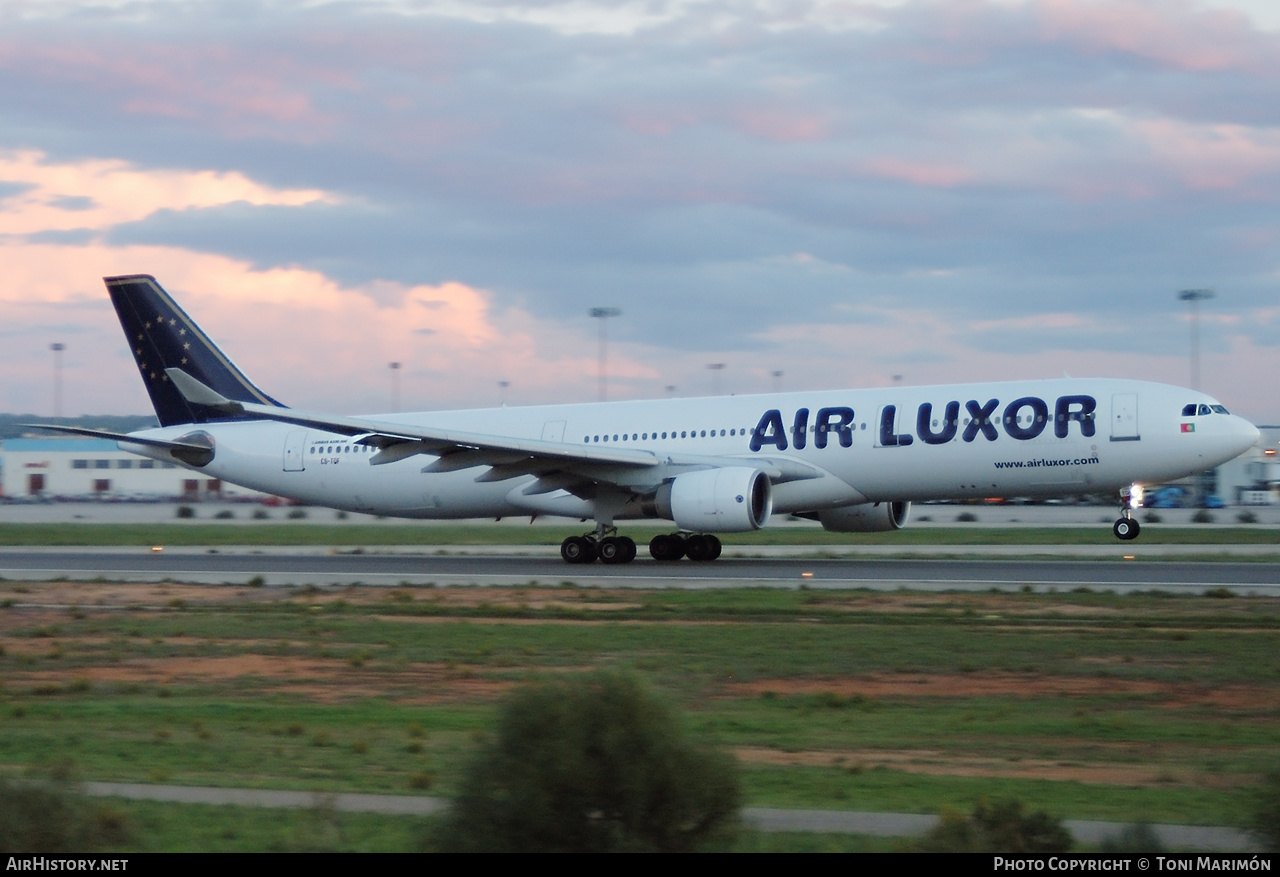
[1197,404,1212,416]
[1211,405,1229,414]
[1182,404,1197,416]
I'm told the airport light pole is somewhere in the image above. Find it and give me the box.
[1177,288,1215,391]
[707,362,726,396]
[1178,288,1217,507]
[498,380,510,406]
[389,361,401,413]
[50,342,65,419]
[771,370,783,393]
[589,307,621,402]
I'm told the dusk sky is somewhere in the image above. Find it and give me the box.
[2,0,1278,422]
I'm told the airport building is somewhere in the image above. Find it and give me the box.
[1215,425,1280,506]
[0,437,264,501]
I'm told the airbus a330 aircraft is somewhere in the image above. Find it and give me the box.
[36,275,1261,564]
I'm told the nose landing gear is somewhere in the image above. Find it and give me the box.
[1113,486,1142,541]
[1112,516,1140,541]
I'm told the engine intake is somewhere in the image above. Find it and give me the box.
[655,467,772,532]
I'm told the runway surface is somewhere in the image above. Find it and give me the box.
[2,548,1278,593]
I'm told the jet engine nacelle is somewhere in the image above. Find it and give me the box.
[816,501,911,533]
[655,467,773,532]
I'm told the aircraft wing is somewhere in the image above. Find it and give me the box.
[165,367,660,470]
[165,368,823,489]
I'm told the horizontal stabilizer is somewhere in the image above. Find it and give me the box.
[22,424,213,455]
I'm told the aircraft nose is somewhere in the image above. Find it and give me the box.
[1235,417,1262,454]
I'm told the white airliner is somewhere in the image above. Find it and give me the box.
[35,275,1261,564]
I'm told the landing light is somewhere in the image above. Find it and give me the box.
[151,546,163,553]
[1127,484,1144,509]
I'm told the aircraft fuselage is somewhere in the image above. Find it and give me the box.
[121,377,1258,520]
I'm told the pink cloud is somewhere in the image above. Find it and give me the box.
[0,150,336,236]
[0,40,343,140]
[1036,0,1274,74]
[1133,119,1280,191]
[731,109,830,143]
[0,240,660,416]
[863,157,976,188]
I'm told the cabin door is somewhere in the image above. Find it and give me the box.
[283,430,308,471]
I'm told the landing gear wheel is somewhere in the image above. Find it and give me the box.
[599,536,637,565]
[649,534,686,561]
[560,536,599,564]
[706,535,722,560]
[686,534,720,562]
[1113,518,1140,541]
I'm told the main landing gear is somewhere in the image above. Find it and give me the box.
[558,530,722,564]
[560,533,636,565]
[648,533,721,562]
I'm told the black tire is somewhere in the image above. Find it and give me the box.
[1113,518,1140,541]
[561,536,598,563]
[619,536,637,563]
[599,537,625,565]
[649,534,684,561]
[686,534,714,562]
[706,535,722,560]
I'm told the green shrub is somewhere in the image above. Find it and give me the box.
[0,777,131,852]
[1252,773,1280,852]
[911,798,1071,853]
[1191,509,1214,524]
[1099,822,1165,853]
[175,505,195,519]
[434,671,740,852]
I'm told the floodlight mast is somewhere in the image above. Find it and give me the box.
[50,342,65,419]
[1177,288,1215,391]
[589,307,621,402]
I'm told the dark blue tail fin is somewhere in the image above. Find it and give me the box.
[106,275,286,427]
